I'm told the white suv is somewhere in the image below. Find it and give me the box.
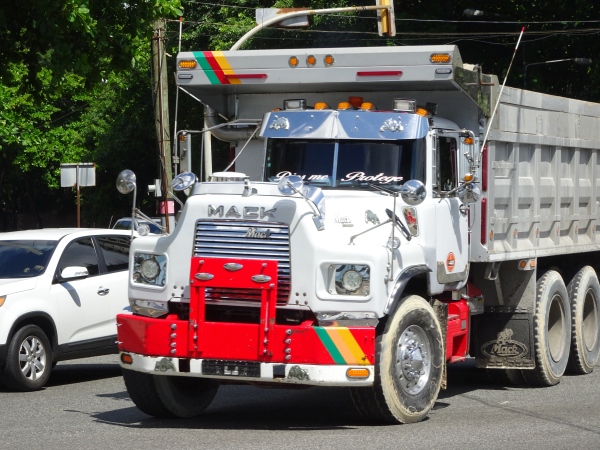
[0,228,131,391]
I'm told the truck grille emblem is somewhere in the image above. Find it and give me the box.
[245,227,271,239]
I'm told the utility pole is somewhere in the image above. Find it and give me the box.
[152,19,172,232]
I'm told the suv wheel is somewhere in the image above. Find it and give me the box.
[1,325,52,391]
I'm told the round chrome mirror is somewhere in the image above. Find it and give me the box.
[116,170,136,195]
[457,183,481,204]
[277,175,304,196]
[400,180,426,206]
[171,172,197,192]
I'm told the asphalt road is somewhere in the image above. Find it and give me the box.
[1,355,599,450]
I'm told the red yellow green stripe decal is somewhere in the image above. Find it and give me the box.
[314,327,372,365]
[193,51,241,85]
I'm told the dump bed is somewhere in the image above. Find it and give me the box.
[470,87,600,262]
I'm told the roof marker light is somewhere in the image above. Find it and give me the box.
[338,102,353,110]
[348,96,363,108]
[359,102,375,111]
[306,55,317,67]
[289,56,299,68]
[324,55,335,66]
[314,102,330,110]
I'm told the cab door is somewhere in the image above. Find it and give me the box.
[430,131,469,292]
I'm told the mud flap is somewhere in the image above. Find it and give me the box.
[472,310,534,369]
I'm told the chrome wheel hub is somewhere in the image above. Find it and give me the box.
[395,325,431,395]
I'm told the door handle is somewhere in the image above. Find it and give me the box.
[98,287,110,296]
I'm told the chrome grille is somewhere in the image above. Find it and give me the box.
[193,220,290,304]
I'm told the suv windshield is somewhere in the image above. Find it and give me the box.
[264,138,426,188]
[0,240,57,279]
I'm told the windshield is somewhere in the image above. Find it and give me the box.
[264,138,426,188]
[0,240,57,278]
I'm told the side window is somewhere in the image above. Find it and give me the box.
[438,137,458,191]
[57,238,99,277]
[97,236,130,273]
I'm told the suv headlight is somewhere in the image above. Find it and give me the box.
[133,253,167,287]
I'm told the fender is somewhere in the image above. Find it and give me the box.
[384,264,431,316]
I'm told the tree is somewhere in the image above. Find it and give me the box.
[0,0,182,86]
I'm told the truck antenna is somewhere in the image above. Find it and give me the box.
[479,27,525,161]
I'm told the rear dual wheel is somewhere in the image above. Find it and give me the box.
[566,266,600,374]
[523,271,571,386]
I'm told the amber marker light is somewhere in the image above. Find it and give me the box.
[289,56,299,67]
[359,102,375,110]
[178,60,197,69]
[463,136,475,145]
[306,55,317,67]
[416,107,428,117]
[463,173,475,182]
[324,54,335,66]
[338,102,353,110]
[120,353,133,365]
[347,368,370,379]
[314,102,329,110]
[430,53,451,64]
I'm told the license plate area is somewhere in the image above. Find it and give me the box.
[202,360,261,377]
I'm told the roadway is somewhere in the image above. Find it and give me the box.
[1,355,599,449]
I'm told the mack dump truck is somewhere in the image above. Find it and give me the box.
[115,41,600,423]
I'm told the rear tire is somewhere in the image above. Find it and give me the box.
[566,266,600,374]
[122,369,219,418]
[1,325,52,391]
[350,295,444,424]
[522,271,570,386]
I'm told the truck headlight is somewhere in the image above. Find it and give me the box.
[331,264,370,296]
[133,253,167,287]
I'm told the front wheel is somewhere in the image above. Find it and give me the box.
[350,295,444,424]
[1,325,52,391]
[122,369,219,418]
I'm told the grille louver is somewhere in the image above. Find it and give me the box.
[193,220,290,304]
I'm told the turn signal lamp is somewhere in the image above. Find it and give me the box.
[393,99,417,113]
[463,136,475,145]
[430,53,452,64]
[0,295,5,307]
[359,102,375,111]
[463,173,475,183]
[289,56,299,67]
[178,60,197,69]
[120,353,133,364]
[416,107,428,117]
[347,368,370,379]
[324,54,335,66]
[314,102,329,110]
[338,102,353,110]
[306,55,317,66]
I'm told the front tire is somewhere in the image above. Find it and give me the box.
[522,270,571,386]
[350,295,444,424]
[122,369,219,418]
[566,266,600,374]
[1,325,52,391]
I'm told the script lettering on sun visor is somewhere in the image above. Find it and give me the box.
[275,171,403,184]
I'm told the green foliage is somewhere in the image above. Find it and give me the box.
[0,0,183,86]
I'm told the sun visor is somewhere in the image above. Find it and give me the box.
[260,110,429,140]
